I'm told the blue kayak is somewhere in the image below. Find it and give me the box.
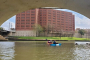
[50,43,62,46]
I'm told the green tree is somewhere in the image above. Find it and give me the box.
[78,29,85,38]
[43,26,46,36]
[0,27,3,31]
[0,27,3,35]
[34,24,43,36]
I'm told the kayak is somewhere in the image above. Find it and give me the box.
[47,42,52,44]
[50,43,62,46]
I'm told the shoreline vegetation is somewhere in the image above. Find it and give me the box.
[10,36,90,41]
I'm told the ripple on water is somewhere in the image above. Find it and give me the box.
[0,42,15,60]
[0,41,90,60]
[73,44,90,60]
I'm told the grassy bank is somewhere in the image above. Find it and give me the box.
[17,36,90,40]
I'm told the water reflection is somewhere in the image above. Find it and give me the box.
[0,41,90,60]
[0,42,15,60]
[75,41,90,45]
[15,41,75,60]
[74,43,90,60]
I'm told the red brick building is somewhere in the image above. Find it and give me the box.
[16,9,39,30]
[16,8,75,32]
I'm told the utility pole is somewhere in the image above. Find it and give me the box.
[11,23,12,29]
[87,29,88,40]
[9,22,10,31]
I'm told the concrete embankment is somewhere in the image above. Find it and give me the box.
[8,38,90,42]
[0,35,8,41]
[8,38,70,41]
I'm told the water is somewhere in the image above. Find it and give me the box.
[0,41,90,60]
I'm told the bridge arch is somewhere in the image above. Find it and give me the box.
[0,0,90,25]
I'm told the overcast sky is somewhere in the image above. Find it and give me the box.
[1,9,90,30]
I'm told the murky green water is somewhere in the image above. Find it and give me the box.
[0,41,90,60]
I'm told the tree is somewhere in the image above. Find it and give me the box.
[78,29,85,38]
[34,24,43,37]
[0,27,3,31]
[0,27,3,35]
[43,26,46,36]
[47,23,52,37]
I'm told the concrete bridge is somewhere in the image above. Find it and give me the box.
[0,0,90,26]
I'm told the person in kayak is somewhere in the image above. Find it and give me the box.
[47,40,52,44]
[53,40,58,44]
[48,40,52,43]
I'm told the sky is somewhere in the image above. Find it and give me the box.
[1,9,90,30]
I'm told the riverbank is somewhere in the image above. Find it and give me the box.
[17,36,90,40]
[8,38,90,42]
[7,36,90,42]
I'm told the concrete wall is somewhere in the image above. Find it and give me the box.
[38,32,74,37]
[74,33,90,38]
[8,30,90,39]
[39,32,90,38]
[73,33,81,38]
[9,30,36,36]
[0,35,8,40]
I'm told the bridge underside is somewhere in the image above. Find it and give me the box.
[0,0,90,25]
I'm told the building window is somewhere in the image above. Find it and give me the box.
[26,23,29,24]
[53,11,55,12]
[26,11,30,13]
[48,15,51,16]
[26,14,30,16]
[17,20,20,21]
[40,22,42,24]
[26,20,30,21]
[17,14,20,16]
[31,17,35,18]
[26,26,29,27]
[53,18,55,19]
[40,13,42,14]
[57,12,60,13]
[26,17,30,19]
[53,16,55,17]
[66,29,68,30]
[17,26,19,27]
[31,14,35,15]
[31,23,34,24]
[21,26,24,27]
[53,14,55,15]
[40,15,42,16]
[17,17,20,19]
[44,10,46,11]
[43,12,46,14]
[62,12,64,14]
[22,12,25,13]
[48,17,51,19]
[21,17,25,19]
[31,11,35,13]
[48,20,51,21]
[21,23,25,24]
[31,20,35,21]
[57,21,60,22]
[21,14,25,16]
[48,13,51,14]
[22,20,25,21]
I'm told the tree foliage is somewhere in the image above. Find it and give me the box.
[33,24,43,36]
[78,29,85,37]
[0,27,3,31]
[33,24,43,32]
[35,24,43,32]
